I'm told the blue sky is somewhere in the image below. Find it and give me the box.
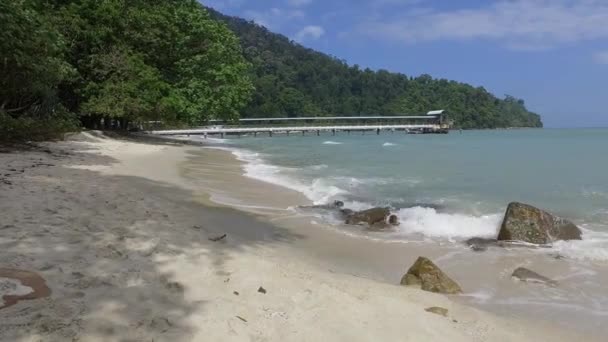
[203,0,608,127]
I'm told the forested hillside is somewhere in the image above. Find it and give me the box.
[1,0,252,141]
[207,8,543,129]
[1,0,542,142]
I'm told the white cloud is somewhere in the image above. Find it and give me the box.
[203,0,245,10]
[243,7,304,29]
[287,0,312,7]
[594,50,608,64]
[359,0,608,49]
[295,25,325,41]
[371,0,424,7]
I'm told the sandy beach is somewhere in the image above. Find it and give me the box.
[0,132,593,341]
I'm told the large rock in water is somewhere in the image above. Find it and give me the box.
[345,207,390,225]
[497,202,582,244]
[400,257,462,294]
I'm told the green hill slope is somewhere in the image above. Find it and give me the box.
[207,8,542,129]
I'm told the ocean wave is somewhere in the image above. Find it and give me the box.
[230,148,346,204]
[223,146,608,258]
[308,164,328,171]
[229,148,501,240]
[329,176,397,188]
[177,135,232,144]
[382,142,397,147]
[322,141,343,145]
[549,227,608,261]
[393,206,502,240]
[582,188,608,199]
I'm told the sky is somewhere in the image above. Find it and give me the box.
[203,0,608,128]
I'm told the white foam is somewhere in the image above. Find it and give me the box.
[322,141,343,145]
[394,206,502,240]
[549,227,608,261]
[176,135,232,144]
[209,145,608,260]
[230,148,346,204]
[329,176,396,189]
[581,188,608,199]
[382,142,397,147]
[308,164,328,171]
[227,148,503,241]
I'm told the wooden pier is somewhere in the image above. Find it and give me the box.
[149,111,452,138]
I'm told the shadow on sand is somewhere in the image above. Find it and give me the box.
[0,140,303,341]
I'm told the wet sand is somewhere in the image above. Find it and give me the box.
[0,132,597,341]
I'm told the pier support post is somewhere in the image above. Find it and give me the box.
[302,131,305,136]
[317,130,320,136]
[332,129,336,136]
[376,128,380,135]
[269,131,273,137]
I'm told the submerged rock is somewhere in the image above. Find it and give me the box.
[345,207,391,226]
[339,208,354,217]
[400,257,462,294]
[497,202,582,244]
[512,267,557,286]
[425,306,449,317]
[300,200,344,210]
[368,214,400,231]
[388,214,399,226]
[465,237,498,252]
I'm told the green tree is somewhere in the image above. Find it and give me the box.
[0,0,73,116]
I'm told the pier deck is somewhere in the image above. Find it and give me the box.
[149,112,451,137]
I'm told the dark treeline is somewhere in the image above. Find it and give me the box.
[1,0,252,141]
[207,8,542,129]
[1,1,542,142]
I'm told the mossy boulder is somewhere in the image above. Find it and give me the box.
[497,202,582,244]
[345,207,390,226]
[400,257,462,294]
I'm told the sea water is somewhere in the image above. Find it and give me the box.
[187,128,608,334]
[223,129,608,255]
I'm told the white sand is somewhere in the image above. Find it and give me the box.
[0,133,589,341]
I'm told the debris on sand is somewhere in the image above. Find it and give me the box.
[209,234,227,242]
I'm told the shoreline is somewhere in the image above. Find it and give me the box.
[0,132,596,341]
[180,134,608,336]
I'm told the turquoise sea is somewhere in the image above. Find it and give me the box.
[217,128,608,259]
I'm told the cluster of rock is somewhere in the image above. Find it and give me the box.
[304,201,576,300]
[397,202,578,301]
